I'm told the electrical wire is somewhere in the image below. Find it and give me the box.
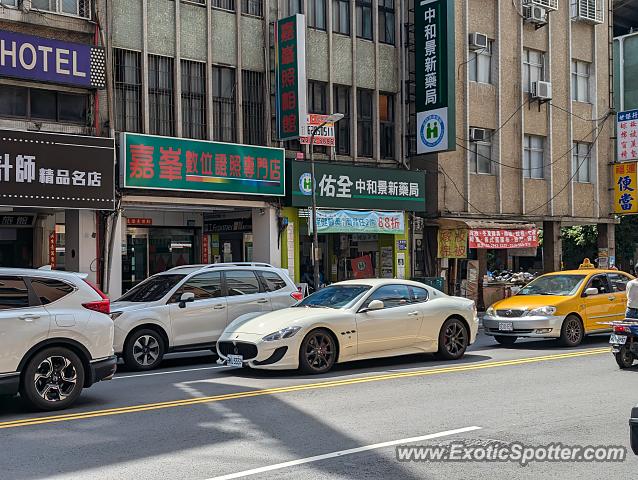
[549,102,612,122]
[438,164,489,216]
[457,97,530,143]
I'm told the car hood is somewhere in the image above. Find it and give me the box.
[490,295,569,311]
[225,307,345,335]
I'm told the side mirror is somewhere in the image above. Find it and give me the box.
[179,292,195,308]
[365,299,385,312]
[584,287,599,297]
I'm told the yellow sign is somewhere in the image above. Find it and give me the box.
[438,228,468,258]
[579,258,595,270]
[614,162,638,214]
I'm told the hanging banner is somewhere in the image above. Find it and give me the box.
[351,255,374,279]
[437,228,468,258]
[275,14,307,140]
[299,114,336,146]
[48,231,56,268]
[469,229,539,249]
[613,161,638,214]
[415,0,456,154]
[617,110,638,162]
[311,210,405,234]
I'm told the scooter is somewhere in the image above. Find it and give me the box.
[610,320,638,369]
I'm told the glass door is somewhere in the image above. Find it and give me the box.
[123,229,149,292]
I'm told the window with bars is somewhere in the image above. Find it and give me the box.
[242,70,265,145]
[212,0,235,11]
[308,0,327,30]
[242,0,263,16]
[379,93,394,159]
[572,142,592,183]
[333,0,350,35]
[31,0,91,18]
[334,84,351,155]
[356,0,373,40]
[378,0,395,45]
[571,60,591,103]
[212,66,236,143]
[357,89,373,157]
[148,55,175,137]
[0,85,88,124]
[181,60,207,140]
[523,134,545,179]
[114,49,143,133]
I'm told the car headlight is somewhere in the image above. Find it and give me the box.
[525,306,557,316]
[486,306,495,317]
[262,326,302,342]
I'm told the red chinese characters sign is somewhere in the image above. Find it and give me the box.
[469,229,539,249]
[122,133,285,196]
[48,231,56,268]
[618,110,638,162]
[275,14,307,140]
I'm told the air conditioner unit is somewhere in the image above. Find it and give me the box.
[469,33,488,51]
[470,128,488,142]
[523,0,558,11]
[574,0,604,25]
[531,81,552,101]
[524,5,548,25]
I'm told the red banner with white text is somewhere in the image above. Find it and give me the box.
[468,229,539,249]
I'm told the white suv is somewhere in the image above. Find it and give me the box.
[111,263,302,370]
[0,269,116,411]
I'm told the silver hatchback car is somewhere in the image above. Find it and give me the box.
[111,263,302,370]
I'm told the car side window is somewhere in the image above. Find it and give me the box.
[30,278,74,305]
[410,287,429,303]
[0,276,31,310]
[585,275,611,295]
[225,270,261,296]
[259,271,287,292]
[364,285,411,309]
[170,272,222,302]
[608,273,630,293]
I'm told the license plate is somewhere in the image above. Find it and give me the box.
[227,354,243,367]
[498,322,514,331]
[610,334,627,345]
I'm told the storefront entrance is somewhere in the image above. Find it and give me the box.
[0,227,33,268]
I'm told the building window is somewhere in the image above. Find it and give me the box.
[212,66,236,143]
[181,60,207,140]
[212,0,235,11]
[148,55,175,137]
[308,81,327,114]
[571,60,591,103]
[0,0,18,6]
[470,130,493,174]
[334,84,351,155]
[523,49,545,93]
[379,93,394,159]
[356,0,373,40]
[242,70,265,145]
[469,41,493,84]
[308,0,327,30]
[288,0,303,14]
[572,142,592,183]
[523,134,545,179]
[357,89,373,157]
[378,0,395,45]
[333,0,350,35]
[31,0,91,19]
[114,49,142,133]
[242,0,263,16]
[0,85,88,124]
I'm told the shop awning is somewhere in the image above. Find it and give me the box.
[437,219,538,230]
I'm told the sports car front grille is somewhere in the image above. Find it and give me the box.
[218,341,258,360]
[496,309,525,318]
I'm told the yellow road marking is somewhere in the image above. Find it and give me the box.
[0,347,609,430]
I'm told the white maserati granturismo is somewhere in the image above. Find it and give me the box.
[216,279,478,374]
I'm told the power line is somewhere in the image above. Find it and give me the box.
[438,165,489,216]
[549,102,611,122]
[457,97,529,143]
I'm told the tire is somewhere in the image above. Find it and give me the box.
[494,335,518,346]
[615,346,635,369]
[298,328,337,374]
[20,347,85,411]
[123,328,166,371]
[559,315,584,347]
[437,318,469,360]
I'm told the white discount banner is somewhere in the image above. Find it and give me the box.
[311,210,405,234]
[300,114,336,146]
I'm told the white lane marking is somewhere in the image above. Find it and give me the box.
[114,365,228,380]
[206,426,482,480]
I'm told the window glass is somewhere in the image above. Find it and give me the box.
[608,273,630,292]
[225,271,261,296]
[259,271,287,292]
[0,276,30,309]
[333,0,350,35]
[586,275,611,295]
[172,272,222,302]
[365,285,411,308]
[118,274,186,302]
[411,287,429,303]
[30,278,74,305]
[30,89,57,120]
[58,93,87,123]
[0,85,27,117]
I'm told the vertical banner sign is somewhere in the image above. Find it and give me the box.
[613,161,638,214]
[48,231,56,268]
[617,110,638,162]
[415,0,455,155]
[202,234,209,263]
[275,14,307,140]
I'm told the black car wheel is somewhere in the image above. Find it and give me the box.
[299,329,337,374]
[437,318,469,360]
[615,346,635,369]
[560,315,584,347]
[123,329,166,371]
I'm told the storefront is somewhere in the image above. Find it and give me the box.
[118,133,285,293]
[282,161,426,285]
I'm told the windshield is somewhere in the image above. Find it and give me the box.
[116,274,186,303]
[517,274,586,297]
[296,285,371,309]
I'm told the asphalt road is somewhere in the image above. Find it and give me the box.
[1,332,637,480]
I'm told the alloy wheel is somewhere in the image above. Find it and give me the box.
[133,335,160,366]
[33,355,78,402]
[564,318,582,344]
[443,321,467,356]
[304,332,335,371]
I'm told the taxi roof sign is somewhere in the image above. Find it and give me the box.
[579,258,595,270]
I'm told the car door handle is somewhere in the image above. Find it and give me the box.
[257,299,269,304]
[608,296,616,301]
[19,314,40,321]
[213,304,226,310]
[408,311,419,316]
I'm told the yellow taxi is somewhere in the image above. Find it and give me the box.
[483,262,633,347]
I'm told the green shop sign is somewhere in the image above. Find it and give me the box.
[122,133,285,197]
[288,161,426,211]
